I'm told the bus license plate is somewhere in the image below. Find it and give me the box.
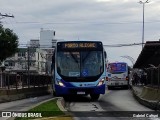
[77,92,85,95]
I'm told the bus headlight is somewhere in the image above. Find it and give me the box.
[97,78,105,86]
[58,81,65,87]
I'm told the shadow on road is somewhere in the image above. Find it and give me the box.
[63,95,99,102]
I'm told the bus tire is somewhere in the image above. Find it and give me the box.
[53,91,57,97]
[63,96,70,101]
[90,94,100,101]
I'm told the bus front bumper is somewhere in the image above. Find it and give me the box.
[55,84,105,96]
[107,80,128,86]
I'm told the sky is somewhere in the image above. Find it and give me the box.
[1,0,160,66]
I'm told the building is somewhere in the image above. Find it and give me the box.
[4,48,48,74]
[30,29,57,48]
[133,41,160,86]
[134,41,160,68]
[29,29,58,74]
[40,28,56,48]
[30,39,40,48]
[4,28,58,75]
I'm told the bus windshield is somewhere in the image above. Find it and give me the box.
[57,51,103,77]
[108,63,127,74]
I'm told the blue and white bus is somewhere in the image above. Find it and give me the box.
[51,41,107,100]
[106,62,129,89]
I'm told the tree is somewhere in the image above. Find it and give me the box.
[0,24,19,65]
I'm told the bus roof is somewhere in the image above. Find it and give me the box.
[108,62,128,64]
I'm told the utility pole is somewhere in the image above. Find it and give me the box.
[138,0,149,49]
[27,47,30,88]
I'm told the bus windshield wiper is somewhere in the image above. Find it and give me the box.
[82,51,91,62]
[69,52,80,68]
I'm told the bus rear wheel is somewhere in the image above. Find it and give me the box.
[90,94,100,101]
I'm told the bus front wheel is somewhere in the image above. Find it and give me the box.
[53,91,57,97]
[90,94,100,101]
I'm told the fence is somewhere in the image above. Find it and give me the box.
[0,73,52,90]
[145,65,160,88]
[132,65,160,88]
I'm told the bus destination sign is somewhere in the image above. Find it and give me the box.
[63,43,97,48]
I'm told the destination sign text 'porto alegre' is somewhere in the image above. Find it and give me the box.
[63,43,97,48]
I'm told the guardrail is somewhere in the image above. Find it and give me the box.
[145,65,160,88]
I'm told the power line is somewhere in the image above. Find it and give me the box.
[2,20,160,25]
[18,42,144,48]
[103,43,143,47]
[18,42,160,48]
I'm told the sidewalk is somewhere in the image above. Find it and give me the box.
[132,85,144,96]
[131,85,160,110]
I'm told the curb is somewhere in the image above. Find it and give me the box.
[57,98,67,112]
[131,86,160,110]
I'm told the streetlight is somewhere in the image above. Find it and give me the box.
[120,55,135,67]
[139,0,149,49]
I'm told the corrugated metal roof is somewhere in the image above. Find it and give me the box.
[133,41,160,68]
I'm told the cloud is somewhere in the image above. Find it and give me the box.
[1,0,160,65]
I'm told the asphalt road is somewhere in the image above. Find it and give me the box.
[0,89,159,120]
[64,88,160,120]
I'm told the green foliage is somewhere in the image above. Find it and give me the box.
[14,99,65,120]
[0,24,19,65]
